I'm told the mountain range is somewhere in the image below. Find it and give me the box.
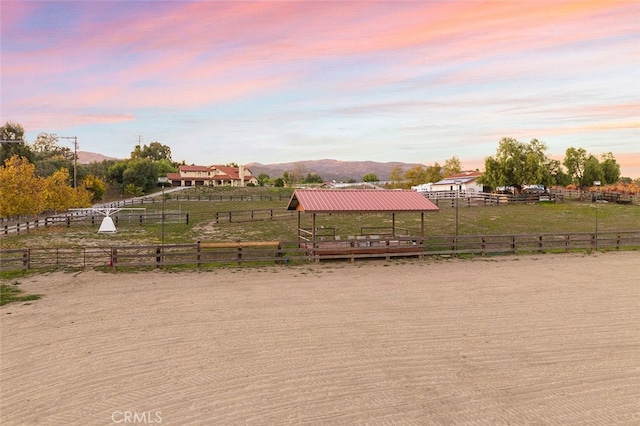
[246,159,424,182]
[78,151,424,182]
[77,151,119,164]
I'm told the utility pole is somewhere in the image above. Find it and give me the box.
[60,136,78,188]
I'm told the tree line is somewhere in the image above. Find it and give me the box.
[379,138,626,194]
[479,137,622,194]
[0,118,630,219]
[0,121,180,218]
[1,122,104,218]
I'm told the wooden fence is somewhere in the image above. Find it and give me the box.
[426,190,637,206]
[196,209,297,223]
[551,189,637,204]
[1,212,188,236]
[426,191,560,207]
[0,208,298,236]
[2,230,639,272]
[100,193,290,209]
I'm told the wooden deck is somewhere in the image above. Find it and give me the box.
[301,236,423,258]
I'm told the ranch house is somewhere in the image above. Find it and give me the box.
[430,171,484,194]
[166,164,258,187]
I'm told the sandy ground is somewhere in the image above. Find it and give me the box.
[1,252,639,425]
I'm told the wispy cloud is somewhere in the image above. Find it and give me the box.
[2,0,639,176]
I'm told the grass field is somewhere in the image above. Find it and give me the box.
[0,282,41,305]
[1,187,639,249]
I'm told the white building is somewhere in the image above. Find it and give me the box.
[411,171,484,195]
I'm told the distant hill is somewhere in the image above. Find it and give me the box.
[76,153,424,182]
[77,151,119,164]
[246,159,425,182]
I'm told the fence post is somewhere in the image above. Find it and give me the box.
[186,213,189,225]
[511,237,516,254]
[481,237,486,256]
[67,216,71,227]
[197,241,201,268]
[111,248,117,269]
[156,247,162,268]
[22,249,30,271]
[237,245,242,264]
[538,235,543,253]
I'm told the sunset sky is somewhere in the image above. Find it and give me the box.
[2,1,639,176]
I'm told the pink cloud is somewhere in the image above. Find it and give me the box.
[0,1,39,28]
[2,0,638,174]
[14,112,135,132]
[4,0,637,104]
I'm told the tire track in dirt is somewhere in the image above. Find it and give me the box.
[2,252,639,424]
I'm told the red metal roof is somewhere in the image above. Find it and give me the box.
[287,189,439,213]
[179,165,211,172]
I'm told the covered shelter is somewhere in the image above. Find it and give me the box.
[286,189,439,258]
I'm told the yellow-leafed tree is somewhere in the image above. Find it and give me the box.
[0,155,45,218]
[72,185,93,209]
[42,168,76,213]
[82,173,106,203]
[42,168,92,212]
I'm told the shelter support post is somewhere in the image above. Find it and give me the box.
[312,213,318,262]
[392,213,396,236]
[420,212,425,257]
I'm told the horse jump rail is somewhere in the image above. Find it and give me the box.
[199,241,281,249]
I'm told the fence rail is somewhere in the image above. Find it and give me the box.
[425,192,560,207]
[100,193,290,209]
[2,231,638,272]
[0,208,297,236]
[204,209,296,223]
[1,212,188,236]
[551,189,638,204]
[426,190,638,206]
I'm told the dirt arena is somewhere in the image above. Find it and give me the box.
[2,251,639,425]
